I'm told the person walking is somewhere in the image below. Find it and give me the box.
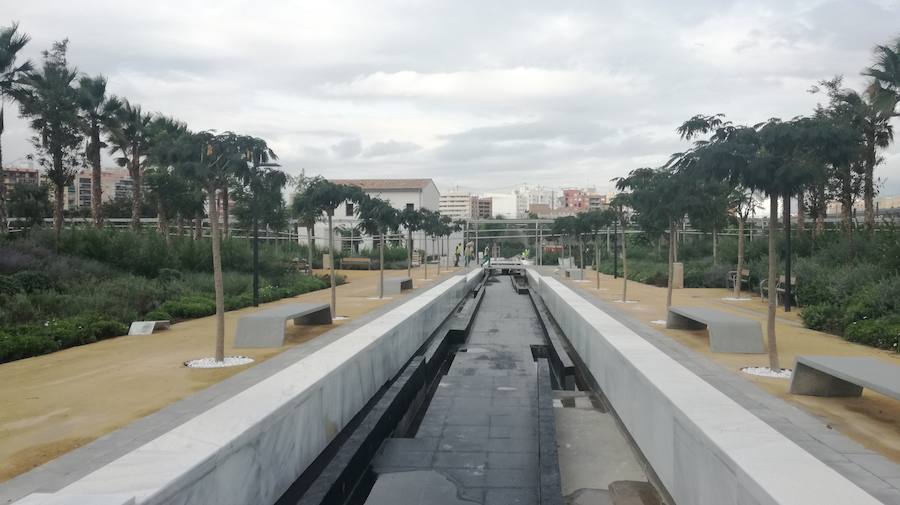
[454,242,462,267]
[464,241,474,266]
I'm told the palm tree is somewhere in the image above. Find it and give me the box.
[813,77,896,234]
[292,177,323,272]
[232,135,281,306]
[864,37,900,99]
[191,131,243,362]
[306,179,361,317]
[398,206,422,278]
[0,22,33,234]
[108,99,152,230]
[419,208,439,278]
[730,187,757,299]
[608,195,630,302]
[358,196,399,298]
[14,40,82,244]
[76,75,121,228]
[145,115,188,242]
[616,167,692,308]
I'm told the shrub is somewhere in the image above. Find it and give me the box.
[844,316,900,350]
[12,270,55,292]
[0,331,58,363]
[801,303,843,334]
[0,275,20,295]
[162,295,216,319]
[144,309,172,321]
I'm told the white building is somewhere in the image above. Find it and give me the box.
[517,184,557,210]
[439,192,478,220]
[483,191,527,219]
[303,178,441,255]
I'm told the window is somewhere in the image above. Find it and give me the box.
[406,203,414,211]
[346,202,354,216]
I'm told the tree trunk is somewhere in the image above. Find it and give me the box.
[673,226,678,263]
[194,213,202,240]
[435,237,440,275]
[766,195,780,371]
[252,214,259,307]
[328,212,336,317]
[814,183,825,238]
[90,123,103,228]
[864,133,876,233]
[208,185,225,362]
[221,186,229,238]
[54,183,65,245]
[734,217,745,299]
[424,232,428,279]
[595,237,601,289]
[667,221,675,308]
[796,191,806,234]
[621,222,628,302]
[840,167,852,236]
[130,156,142,230]
[712,225,718,265]
[176,214,184,237]
[407,229,413,278]
[157,199,169,247]
[783,195,792,312]
[579,239,584,274]
[379,232,385,299]
[0,110,8,234]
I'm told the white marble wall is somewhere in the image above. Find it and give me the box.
[17,272,478,505]
[533,271,881,505]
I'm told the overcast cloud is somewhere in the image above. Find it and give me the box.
[4,0,900,195]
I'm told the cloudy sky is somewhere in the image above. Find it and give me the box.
[4,0,900,195]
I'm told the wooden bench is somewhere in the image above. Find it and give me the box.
[384,276,413,295]
[666,307,765,354]
[340,257,372,270]
[234,302,332,347]
[726,268,750,290]
[760,275,799,306]
[128,320,171,336]
[789,355,900,399]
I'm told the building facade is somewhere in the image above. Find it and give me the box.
[477,198,492,219]
[3,167,40,193]
[439,192,478,220]
[307,178,441,254]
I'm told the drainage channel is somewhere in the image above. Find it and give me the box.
[277,271,666,505]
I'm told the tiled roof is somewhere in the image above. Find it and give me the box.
[330,178,434,191]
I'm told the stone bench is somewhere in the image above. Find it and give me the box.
[383,276,413,295]
[234,303,332,347]
[127,320,170,336]
[789,355,900,399]
[666,306,765,354]
[340,257,372,270]
[564,268,584,280]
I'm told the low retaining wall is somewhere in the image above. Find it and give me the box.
[531,271,881,505]
[18,272,479,505]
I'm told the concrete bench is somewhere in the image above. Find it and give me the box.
[789,355,900,399]
[666,306,765,354]
[384,276,413,295]
[127,320,170,336]
[564,268,584,280]
[340,257,371,270]
[234,303,332,347]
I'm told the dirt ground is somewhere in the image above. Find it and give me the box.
[0,266,464,482]
[558,268,900,464]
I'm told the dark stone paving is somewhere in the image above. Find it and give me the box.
[370,278,547,505]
